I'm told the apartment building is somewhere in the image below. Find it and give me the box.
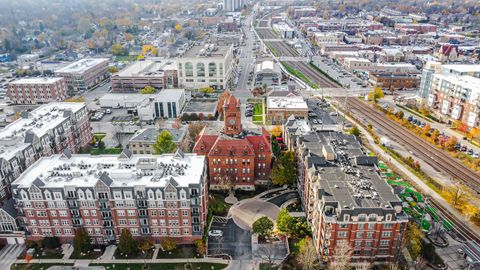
[420,63,480,128]
[0,103,92,205]
[286,123,408,264]
[343,58,372,71]
[193,96,272,190]
[111,59,178,93]
[368,73,420,91]
[11,150,208,244]
[128,128,187,154]
[55,58,109,92]
[176,44,233,90]
[7,77,68,105]
[266,96,308,125]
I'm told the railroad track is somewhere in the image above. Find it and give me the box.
[429,198,480,243]
[344,97,480,193]
[267,41,298,57]
[286,61,339,88]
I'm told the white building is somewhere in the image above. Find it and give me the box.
[176,44,233,90]
[17,54,40,69]
[273,23,295,39]
[343,57,372,71]
[99,89,186,121]
[223,0,243,12]
[55,58,109,92]
[313,32,345,44]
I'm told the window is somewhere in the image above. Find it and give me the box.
[208,62,216,77]
[185,62,193,77]
[355,240,362,246]
[196,63,205,77]
[384,223,393,229]
[339,224,348,229]
[380,240,390,246]
[356,232,363,238]
[381,231,391,238]
[337,231,347,238]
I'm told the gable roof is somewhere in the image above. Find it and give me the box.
[224,95,240,109]
[118,148,133,160]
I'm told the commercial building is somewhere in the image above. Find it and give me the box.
[223,0,243,12]
[128,128,187,155]
[313,32,345,44]
[11,150,208,244]
[368,73,420,91]
[420,63,480,128]
[99,89,186,121]
[55,58,109,92]
[7,77,68,105]
[0,103,91,206]
[266,96,308,125]
[177,44,233,90]
[193,96,272,190]
[17,54,40,69]
[111,59,178,93]
[343,58,372,71]
[285,121,408,264]
[273,23,295,39]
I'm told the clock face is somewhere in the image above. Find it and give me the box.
[229,118,236,125]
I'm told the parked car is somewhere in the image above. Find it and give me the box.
[208,230,223,237]
[106,109,112,114]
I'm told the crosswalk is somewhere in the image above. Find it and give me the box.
[212,216,229,224]
[0,244,24,269]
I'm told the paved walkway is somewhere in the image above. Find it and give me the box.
[333,103,480,237]
[100,245,116,260]
[225,192,238,204]
[152,245,160,259]
[229,198,280,230]
[62,244,73,260]
[15,257,230,265]
[0,244,24,269]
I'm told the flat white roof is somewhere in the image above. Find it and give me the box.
[9,77,63,85]
[267,96,308,110]
[0,102,85,141]
[344,57,371,63]
[12,153,205,189]
[116,59,177,77]
[442,64,480,73]
[56,58,108,74]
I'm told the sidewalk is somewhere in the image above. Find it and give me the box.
[335,104,480,237]
[15,257,230,265]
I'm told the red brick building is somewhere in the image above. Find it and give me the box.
[7,77,67,105]
[193,96,272,190]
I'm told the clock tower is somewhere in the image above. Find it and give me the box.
[223,95,242,135]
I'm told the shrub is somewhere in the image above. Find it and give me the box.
[43,237,61,249]
[161,237,177,251]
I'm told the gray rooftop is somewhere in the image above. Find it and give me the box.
[182,44,232,58]
[298,131,402,216]
[130,128,187,144]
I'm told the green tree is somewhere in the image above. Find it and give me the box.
[42,236,61,249]
[73,228,91,254]
[153,130,177,154]
[137,237,154,253]
[276,208,294,234]
[194,239,207,256]
[272,138,281,157]
[140,85,156,94]
[270,151,297,186]
[405,222,424,260]
[252,216,273,239]
[111,43,127,56]
[348,126,361,137]
[118,229,137,255]
[161,237,177,251]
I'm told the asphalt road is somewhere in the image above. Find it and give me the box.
[208,219,252,260]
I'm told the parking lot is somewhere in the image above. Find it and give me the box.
[306,98,343,129]
[208,217,252,260]
[312,57,367,89]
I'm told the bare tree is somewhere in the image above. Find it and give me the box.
[355,261,371,270]
[297,237,320,270]
[386,264,401,270]
[414,257,426,270]
[331,240,353,270]
[258,243,276,268]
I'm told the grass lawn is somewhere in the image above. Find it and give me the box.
[90,147,123,155]
[17,249,64,260]
[90,263,227,270]
[115,55,138,62]
[281,62,318,89]
[70,250,104,260]
[114,249,154,260]
[252,102,263,122]
[11,264,74,270]
[93,133,107,141]
[157,244,200,259]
